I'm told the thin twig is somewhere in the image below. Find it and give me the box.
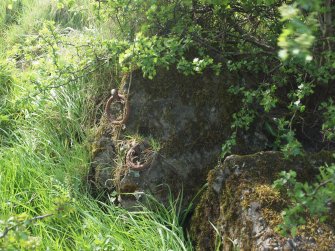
[308,178,333,197]
[0,213,53,239]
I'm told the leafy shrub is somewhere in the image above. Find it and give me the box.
[273,163,335,236]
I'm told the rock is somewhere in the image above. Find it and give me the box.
[190,151,335,251]
[89,67,242,210]
[88,134,116,195]
[117,149,217,210]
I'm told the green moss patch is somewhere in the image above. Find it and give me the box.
[190,151,335,251]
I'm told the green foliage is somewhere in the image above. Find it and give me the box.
[320,99,335,141]
[278,3,317,61]
[1,0,24,27]
[221,132,236,158]
[220,0,334,160]
[0,1,193,250]
[274,119,303,158]
[75,0,335,242]
[93,0,223,78]
[273,163,335,236]
[0,213,43,250]
[222,83,278,157]
[0,0,334,247]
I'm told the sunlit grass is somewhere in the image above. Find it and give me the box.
[0,0,97,54]
[0,78,192,250]
[0,1,192,250]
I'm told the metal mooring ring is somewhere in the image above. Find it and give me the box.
[105,89,129,125]
[126,141,154,171]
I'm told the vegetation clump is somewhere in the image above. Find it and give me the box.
[0,0,335,250]
[0,0,192,250]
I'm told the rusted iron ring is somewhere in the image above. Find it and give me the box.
[126,141,154,171]
[105,89,129,125]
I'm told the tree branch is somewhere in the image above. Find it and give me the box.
[227,17,276,53]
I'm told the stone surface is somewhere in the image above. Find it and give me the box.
[190,151,335,251]
[89,67,240,209]
[88,133,116,195]
[88,68,335,251]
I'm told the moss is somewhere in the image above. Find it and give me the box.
[190,169,220,251]
[297,218,335,250]
[89,117,112,155]
[248,185,335,250]
[239,183,285,242]
[261,208,282,227]
[190,151,335,251]
[238,161,335,251]
[241,183,285,210]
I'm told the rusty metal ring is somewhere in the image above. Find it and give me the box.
[126,142,154,171]
[105,89,129,125]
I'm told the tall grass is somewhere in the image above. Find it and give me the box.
[0,0,97,54]
[0,0,193,250]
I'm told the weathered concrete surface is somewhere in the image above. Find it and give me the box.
[190,151,335,251]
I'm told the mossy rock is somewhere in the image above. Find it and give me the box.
[190,151,335,251]
[88,66,274,212]
[90,66,243,209]
[123,66,238,154]
[87,127,116,197]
